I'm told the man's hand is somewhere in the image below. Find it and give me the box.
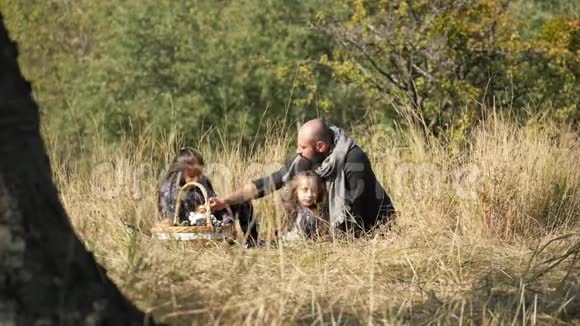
[209,197,226,211]
[209,182,259,211]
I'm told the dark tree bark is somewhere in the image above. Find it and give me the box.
[0,15,152,326]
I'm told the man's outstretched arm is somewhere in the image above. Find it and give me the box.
[209,154,311,210]
[208,176,278,211]
[210,182,259,210]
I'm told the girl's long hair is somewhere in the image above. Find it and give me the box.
[162,147,205,183]
[283,170,329,229]
[157,147,205,218]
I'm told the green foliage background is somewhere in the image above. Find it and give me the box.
[0,0,578,152]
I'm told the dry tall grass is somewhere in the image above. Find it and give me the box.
[47,117,580,325]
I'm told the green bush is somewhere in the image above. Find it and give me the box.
[315,0,579,138]
[0,0,577,151]
[1,0,365,149]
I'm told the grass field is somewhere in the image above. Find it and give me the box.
[48,117,580,325]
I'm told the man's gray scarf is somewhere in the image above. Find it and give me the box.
[315,126,355,227]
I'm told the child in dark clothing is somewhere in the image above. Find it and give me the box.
[157,147,257,243]
[282,171,329,240]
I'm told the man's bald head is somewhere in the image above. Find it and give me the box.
[299,118,333,144]
[296,118,333,162]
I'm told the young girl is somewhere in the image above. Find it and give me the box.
[157,147,257,243]
[282,170,329,240]
[158,147,212,224]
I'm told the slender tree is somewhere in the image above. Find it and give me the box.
[0,15,152,326]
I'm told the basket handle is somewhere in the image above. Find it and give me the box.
[172,181,212,227]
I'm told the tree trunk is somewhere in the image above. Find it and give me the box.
[0,15,152,326]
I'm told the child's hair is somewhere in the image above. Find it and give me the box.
[157,147,205,220]
[283,170,328,225]
[163,146,205,182]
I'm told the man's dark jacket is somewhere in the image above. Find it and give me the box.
[253,143,395,233]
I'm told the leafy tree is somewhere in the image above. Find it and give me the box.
[315,0,579,137]
[2,0,368,149]
[1,0,577,148]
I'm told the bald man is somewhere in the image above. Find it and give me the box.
[210,119,395,237]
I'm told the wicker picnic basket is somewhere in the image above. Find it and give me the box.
[150,181,238,241]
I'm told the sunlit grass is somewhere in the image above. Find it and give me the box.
[47,116,580,325]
